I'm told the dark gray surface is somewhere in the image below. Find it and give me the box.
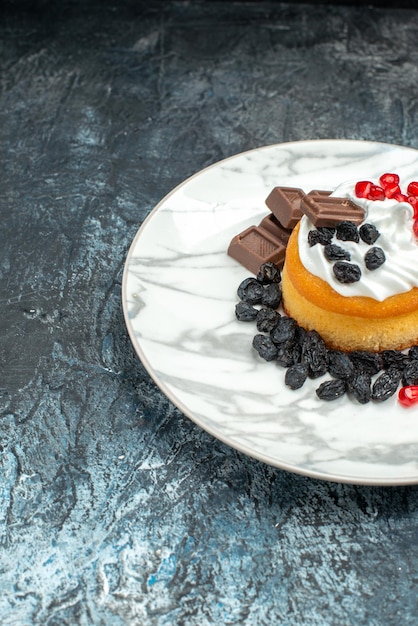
[2,2,418,624]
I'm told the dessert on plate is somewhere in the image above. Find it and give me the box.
[228,174,418,404]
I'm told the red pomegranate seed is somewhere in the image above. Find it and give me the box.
[383,183,401,199]
[367,184,385,201]
[407,181,418,196]
[355,181,372,198]
[408,196,418,219]
[398,385,418,407]
[393,192,408,203]
[380,173,400,188]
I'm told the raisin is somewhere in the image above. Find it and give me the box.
[256,308,281,333]
[327,350,355,380]
[308,227,334,246]
[402,360,418,386]
[252,334,277,361]
[348,371,372,404]
[381,350,409,371]
[371,368,401,402]
[256,262,281,284]
[333,261,361,283]
[271,316,297,345]
[318,226,336,240]
[316,379,346,401]
[237,277,263,304]
[261,283,282,309]
[308,230,321,246]
[336,221,360,242]
[294,326,307,346]
[235,301,258,321]
[301,330,328,378]
[285,363,308,390]
[349,351,383,375]
[324,244,351,261]
[359,223,380,245]
[364,247,386,271]
[276,340,301,368]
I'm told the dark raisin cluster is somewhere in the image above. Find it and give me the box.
[308,221,386,283]
[235,262,418,404]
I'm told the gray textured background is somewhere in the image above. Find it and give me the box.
[2,1,418,624]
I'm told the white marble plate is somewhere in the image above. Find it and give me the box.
[122,140,418,485]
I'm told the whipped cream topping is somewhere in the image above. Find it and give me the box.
[298,179,418,301]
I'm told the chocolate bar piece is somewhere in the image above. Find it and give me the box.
[228,225,287,274]
[306,189,332,197]
[300,194,365,227]
[265,186,305,229]
[259,214,292,243]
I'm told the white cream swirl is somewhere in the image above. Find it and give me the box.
[298,179,418,301]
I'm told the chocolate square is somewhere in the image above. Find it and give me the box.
[228,225,287,274]
[306,189,332,197]
[259,214,292,244]
[265,186,305,229]
[300,195,365,227]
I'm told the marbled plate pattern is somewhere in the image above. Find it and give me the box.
[123,140,418,485]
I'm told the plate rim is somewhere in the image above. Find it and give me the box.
[122,138,418,486]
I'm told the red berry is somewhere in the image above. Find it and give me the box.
[407,181,418,196]
[398,385,418,407]
[383,183,401,199]
[355,181,372,198]
[380,173,400,188]
[393,192,408,203]
[367,184,385,201]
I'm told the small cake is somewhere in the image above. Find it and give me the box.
[282,177,418,352]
